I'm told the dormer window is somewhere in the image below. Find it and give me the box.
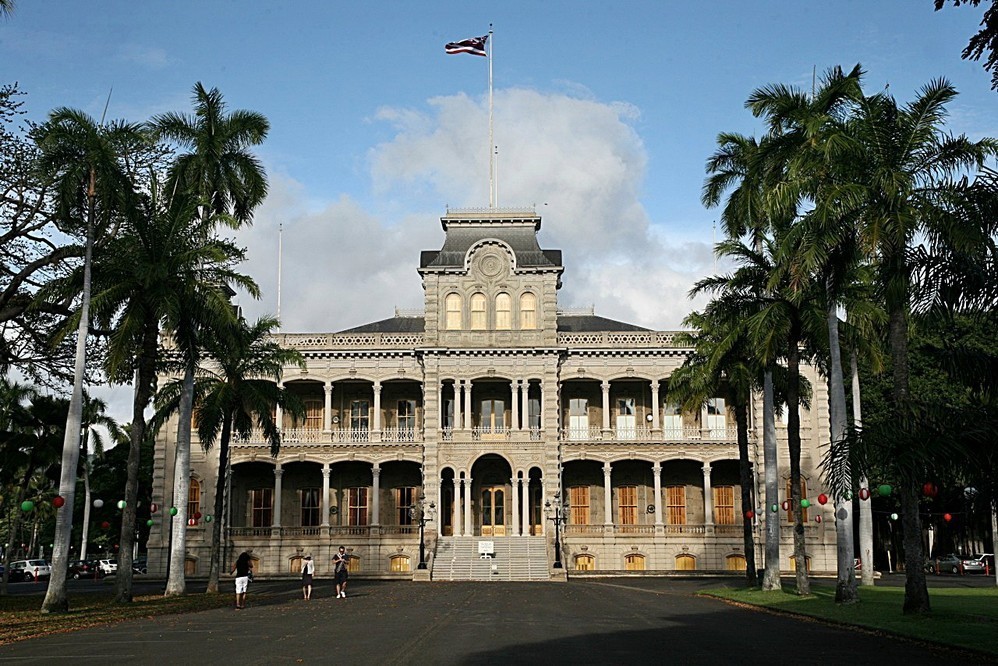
[470,293,487,330]
[495,293,512,330]
[445,293,462,330]
[520,292,537,330]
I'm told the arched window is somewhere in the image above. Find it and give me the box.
[188,478,201,518]
[575,554,595,571]
[390,555,411,572]
[519,292,537,330]
[726,554,747,571]
[470,293,487,330]
[495,293,512,330]
[625,554,646,571]
[445,293,462,330]
[675,554,696,571]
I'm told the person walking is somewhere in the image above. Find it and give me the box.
[301,554,314,600]
[333,546,349,598]
[231,551,253,609]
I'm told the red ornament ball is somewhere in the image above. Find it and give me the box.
[745,510,755,520]
[188,518,197,526]
[817,493,828,505]
[194,511,202,520]
[858,487,871,501]
[922,482,939,498]
[150,503,158,514]
[815,515,823,523]
[943,513,952,522]
[781,500,790,511]
[101,521,110,530]
[52,496,66,508]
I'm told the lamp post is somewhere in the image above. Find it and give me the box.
[544,492,570,569]
[409,495,436,570]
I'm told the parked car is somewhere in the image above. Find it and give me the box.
[98,559,118,575]
[960,553,994,574]
[132,557,147,574]
[68,560,100,579]
[9,559,52,582]
[926,553,963,574]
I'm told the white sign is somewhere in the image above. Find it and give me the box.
[478,540,494,555]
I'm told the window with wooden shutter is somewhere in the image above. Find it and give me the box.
[618,485,638,525]
[445,293,462,330]
[666,485,686,525]
[713,485,735,525]
[675,554,696,571]
[625,554,646,571]
[349,487,369,526]
[575,554,595,571]
[569,486,590,525]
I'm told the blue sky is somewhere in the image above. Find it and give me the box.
[3,1,996,331]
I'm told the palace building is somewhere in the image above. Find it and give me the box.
[147,207,837,580]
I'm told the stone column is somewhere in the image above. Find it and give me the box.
[462,381,472,431]
[273,464,283,528]
[651,383,661,434]
[538,381,545,430]
[511,476,520,536]
[372,381,382,434]
[452,477,462,537]
[321,463,331,527]
[601,381,611,434]
[653,463,663,527]
[603,462,613,526]
[511,381,521,432]
[522,480,530,535]
[371,464,381,526]
[703,463,714,526]
[323,382,333,432]
[464,476,474,536]
[275,381,284,432]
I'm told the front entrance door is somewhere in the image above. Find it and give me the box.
[481,485,506,536]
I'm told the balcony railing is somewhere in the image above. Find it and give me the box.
[381,428,417,443]
[559,426,738,443]
[471,426,510,441]
[234,428,425,447]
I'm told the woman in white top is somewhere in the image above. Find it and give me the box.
[301,555,315,600]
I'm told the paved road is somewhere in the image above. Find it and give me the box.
[0,578,990,665]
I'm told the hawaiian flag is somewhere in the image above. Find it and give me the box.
[445,34,488,57]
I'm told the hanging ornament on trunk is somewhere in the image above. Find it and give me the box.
[817,493,828,505]
[52,496,65,508]
[858,488,871,501]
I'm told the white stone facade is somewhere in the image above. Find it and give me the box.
[147,208,836,579]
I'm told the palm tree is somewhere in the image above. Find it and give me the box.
[78,393,121,563]
[844,80,996,613]
[703,131,783,590]
[149,83,269,596]
[157,316,302,593]
[80,178,256,603]
[0,1,14,18]
[671,299,761,586]
[33,108,144,614]
[748,64,867,604]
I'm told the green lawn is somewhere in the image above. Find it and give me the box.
[702,584,998,657]
[0,591,232,645]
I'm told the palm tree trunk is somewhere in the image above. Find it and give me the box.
[206,413,233,593]
[165,366,196,596]
[786,325,810,595]
[41,172,96,614]
[80,431,92,562]
[852,350,874,586]
[827,291,858,604]
[735,401,757,585]
[762,369,781,590]
[113,317,159,603]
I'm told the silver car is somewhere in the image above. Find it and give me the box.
[960,553,994,573]
[9,559,52,581]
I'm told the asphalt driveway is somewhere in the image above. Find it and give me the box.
[0,578,986,665]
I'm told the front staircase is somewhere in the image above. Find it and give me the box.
[431,536,551,581]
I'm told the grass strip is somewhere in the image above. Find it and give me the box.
[701,584,998,657]
[0,591,232,645]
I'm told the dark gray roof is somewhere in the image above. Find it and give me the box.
[557,315,649,332]
[337,316,425,334]
[420,223,561,269]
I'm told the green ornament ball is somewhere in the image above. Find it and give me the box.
[800,499,811,508]
[117,500,126,509]
[20,500,34,512]
[146,519,154,527]
[770,504,779,513]
[877,484,892,497]
[204,515,213,522]
[890,512,899,521]
[169,506,178,516]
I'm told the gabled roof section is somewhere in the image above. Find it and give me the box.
[418,208,562,270]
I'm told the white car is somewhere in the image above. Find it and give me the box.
[98,559,118,575]
[9,559,51,581]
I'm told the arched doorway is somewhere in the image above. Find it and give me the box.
[471,454,513,536]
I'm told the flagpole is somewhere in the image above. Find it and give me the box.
[276,221,283,332]
[488,24,494,208]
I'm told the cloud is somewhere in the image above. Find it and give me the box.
[117,44,169,69]
[236,87,713,334]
